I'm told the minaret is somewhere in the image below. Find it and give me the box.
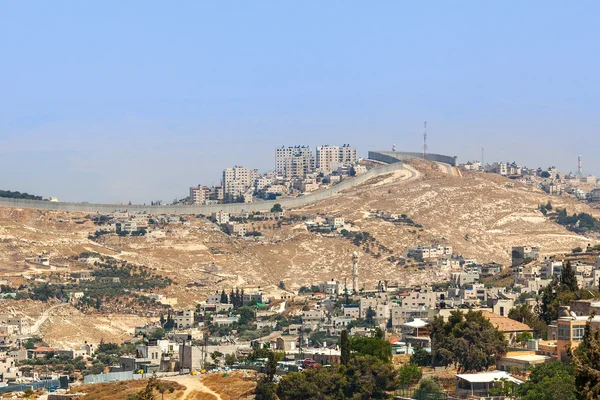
[578,155,583,176]
[352,251,359,293]
[392,143,396,152]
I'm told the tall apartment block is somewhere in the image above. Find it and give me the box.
[222,166,259,198]
[316,144,358,174]
[275,146,315,179]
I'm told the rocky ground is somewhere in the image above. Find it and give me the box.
[1,160,599,345]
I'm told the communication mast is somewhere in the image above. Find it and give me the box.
[423,122,428,160]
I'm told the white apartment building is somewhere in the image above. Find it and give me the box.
[316,144,359,174]
[222,166,259,199]
[408,245,453,260]
[276,146,314,179]
[189,186,210,205]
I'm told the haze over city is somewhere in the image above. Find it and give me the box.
[1,1,599,203]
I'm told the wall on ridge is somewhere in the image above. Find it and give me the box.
[0,162,406,215]
[368,151,457,166]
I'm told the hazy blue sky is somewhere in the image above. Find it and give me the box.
[1,1,599,203]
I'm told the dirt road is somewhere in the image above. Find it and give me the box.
[162,374,223,400]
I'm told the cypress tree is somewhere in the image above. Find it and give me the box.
[340,330,351,366]
[561,261,578,292]
[220,289,228,304]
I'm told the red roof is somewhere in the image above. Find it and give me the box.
[33,347,54,353]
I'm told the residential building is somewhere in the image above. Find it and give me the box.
[511,246,540,267]
[174,310,195,330]
[222,166,259,199]
[189,186,210,205]
[315,144,357,174]
[276,146,314,179]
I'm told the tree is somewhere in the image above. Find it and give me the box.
[271,203,283,213]
[211,351,223,364]
[278,280,286,290]
[398,363,422,385]
[541,171,551,178]
[417,377,443,393]
[540,278,561,325]
[350,331,392,363]
[256,351,278,400]
[571,320,600,399]
[364,306,376,326]
[340,330,351,366]
[516,361,576,400]
[349,166,356,177]
[508,304,548,339]
[516,331,534,345]
[410,346,432,367]
[561,261,578,292]
[430,311,507,372]
[220,290,228,304]
[154,382,175,400]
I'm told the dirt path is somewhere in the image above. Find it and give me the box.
[30,303,68,335]
[162,374,223,400]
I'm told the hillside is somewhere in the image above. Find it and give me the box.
[0,160,598,301]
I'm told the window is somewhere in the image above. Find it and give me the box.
[500,307,505,316]
[573,325,586,342]
[558,324,570,341]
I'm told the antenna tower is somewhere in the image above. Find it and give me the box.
[423,122,428,159]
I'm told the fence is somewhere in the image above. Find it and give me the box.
[83,370,181,385]
[0,379,64,394]
[395,386,448,400]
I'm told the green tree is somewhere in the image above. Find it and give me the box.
[571,320,600,399]
[271,203,283,213]
[220,290,228,304]
[516,331,534,345]
[417,377,443,393]
[410,346,432,367]
[398,363,422,385]
[340,330,351,366]
[430,310,507,372]
[516,361,576,400]
[350,331,392,363]
[508,304,548,339]
[364,306,376,326]
[561,261,578,292]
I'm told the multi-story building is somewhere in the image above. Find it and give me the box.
[315,144,358,174]
[222,166,259,199]
[511,246,540,267]
[174,310,195,330]
[189,186,210,205]
[276,146,314,179]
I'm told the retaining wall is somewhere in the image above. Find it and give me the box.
[368,151,457,166]
[0,162,406,215]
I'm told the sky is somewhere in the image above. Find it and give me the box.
[1,1,599,203]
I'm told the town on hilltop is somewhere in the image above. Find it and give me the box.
[0,148,600,399]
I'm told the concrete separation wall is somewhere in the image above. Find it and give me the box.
[369,150,457,166]
[0,162,406,215]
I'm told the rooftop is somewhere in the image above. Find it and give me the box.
[481,311,533,332]
[456,371,523,384]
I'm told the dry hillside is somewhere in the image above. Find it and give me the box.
[0,160,598,303]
